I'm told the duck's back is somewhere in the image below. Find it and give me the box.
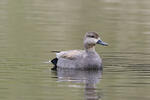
[56,50,84,60]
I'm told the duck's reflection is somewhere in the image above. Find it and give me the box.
[54,69,102,100]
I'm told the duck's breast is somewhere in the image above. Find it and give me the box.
[82,54,102,69]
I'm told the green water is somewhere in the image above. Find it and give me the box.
[0,0,150,100]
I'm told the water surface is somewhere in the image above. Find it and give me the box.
[0,0,150,100]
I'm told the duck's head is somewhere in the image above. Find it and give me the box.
[84,32,108,50]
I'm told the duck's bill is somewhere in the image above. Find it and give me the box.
[97,40,108,46]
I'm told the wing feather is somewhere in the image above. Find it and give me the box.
[56,50,83,60]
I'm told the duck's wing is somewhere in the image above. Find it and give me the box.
[56,50,84,60]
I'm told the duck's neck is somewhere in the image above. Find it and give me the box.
[84,44,96,52]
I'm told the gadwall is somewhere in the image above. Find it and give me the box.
[51,32,108,70]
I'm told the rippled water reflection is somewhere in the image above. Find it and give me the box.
[55,69,102,100]
[0,0,150,100]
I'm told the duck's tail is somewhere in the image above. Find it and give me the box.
[51,58,58,71]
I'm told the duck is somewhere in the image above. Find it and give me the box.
[51,32,108,70]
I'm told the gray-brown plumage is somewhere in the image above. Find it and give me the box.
[51,32,108,70]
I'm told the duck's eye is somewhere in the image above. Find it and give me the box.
[90,35,95,38]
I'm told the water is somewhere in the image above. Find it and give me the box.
[0,0,150,100]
